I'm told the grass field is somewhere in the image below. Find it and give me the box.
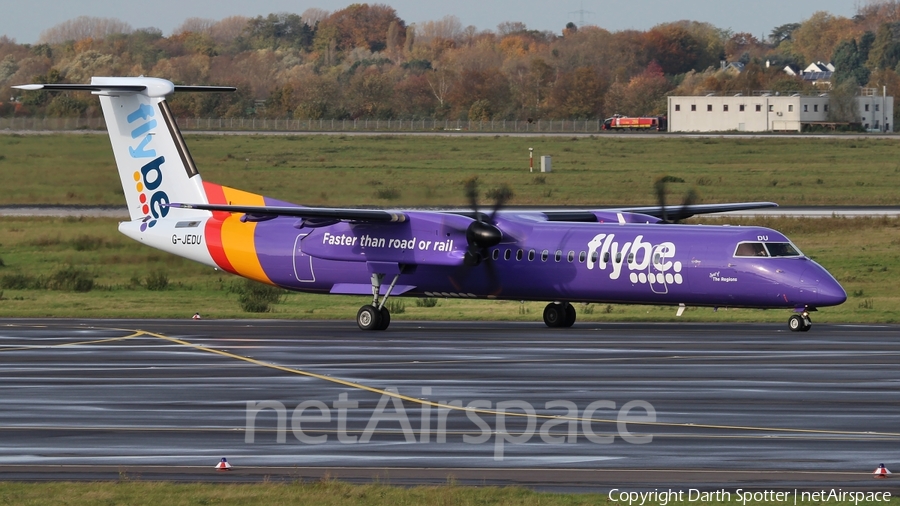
[0,481,896,506]
[0,215,897,323]
[1,133,900,207]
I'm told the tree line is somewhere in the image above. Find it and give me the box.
[3,1,900,125]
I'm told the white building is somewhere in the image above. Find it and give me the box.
[667,93,894,133]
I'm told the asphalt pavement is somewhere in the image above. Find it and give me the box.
[0,319,897,491]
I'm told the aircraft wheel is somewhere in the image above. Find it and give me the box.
[543,303,565,328]
[563,303,576,327]
[357,305,382,331]
[376,307,391,330]
[800,316,811,332]
[788,314,804,332]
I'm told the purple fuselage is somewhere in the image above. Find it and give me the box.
[249,210,846,310]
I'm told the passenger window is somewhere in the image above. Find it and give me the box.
[567,251,575,263]
[528,249,535,261]
[627,253,634,264]
[615,252,622,263]
[541,250,549,262]
[555,250,562,262]
[735,242,768,257]
[603,252,610,263]
[492,249,500,261]
[504,249,512,261]
[591,251,599,263]
[516,249,523,261]
[579,251,586,263]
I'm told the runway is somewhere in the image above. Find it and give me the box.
[0,319,898,491]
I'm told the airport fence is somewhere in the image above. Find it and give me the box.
[0,116,611,134]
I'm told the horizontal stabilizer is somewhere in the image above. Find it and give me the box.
[13,80,235,97]
[13,83,146,92]
[168,203,407,223]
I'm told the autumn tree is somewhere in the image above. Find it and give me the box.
[292,72,341,119]
[392,72,438,117]
[790,11,861,64]
[243,13,315,51]
[725,32,765,63]
[446,68,511,119]
[344,67,394,118]
[319,4,405,52]
[604,61,669,116]
[547,66,606,118]
[39,16,133,44]
[174,18,216,36]
[642,24,706,75]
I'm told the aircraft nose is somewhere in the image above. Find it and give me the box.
[801,265,847,307]
[818,274,847,306]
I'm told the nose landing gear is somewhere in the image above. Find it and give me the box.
[788,312,811,332]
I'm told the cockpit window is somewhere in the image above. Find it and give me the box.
[735,241,803,258]
[765,242,801,257]
[735,242,768,257]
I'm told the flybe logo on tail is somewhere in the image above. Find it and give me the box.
[126,103,169,232]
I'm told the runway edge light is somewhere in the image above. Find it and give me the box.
[215,457,232,471]
[873,463,891,478]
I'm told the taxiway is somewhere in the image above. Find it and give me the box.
[0,319,897,491]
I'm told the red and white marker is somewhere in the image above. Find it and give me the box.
[874,463,891,478]
[192,313,201,320]
[215,457,232,471]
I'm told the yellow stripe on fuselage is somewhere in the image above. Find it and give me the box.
[219,186,272,284]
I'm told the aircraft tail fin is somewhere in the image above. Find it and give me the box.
[14,77,236,229]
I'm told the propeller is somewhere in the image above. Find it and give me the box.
[654,176,698,223]
[462,178,509,266]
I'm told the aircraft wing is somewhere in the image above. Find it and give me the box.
[616,201,778,221]
[168,203,407,222]
[540,201,778,222]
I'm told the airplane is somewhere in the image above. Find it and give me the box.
[13,77,847,332]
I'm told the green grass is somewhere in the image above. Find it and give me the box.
[0,481,896,506]
[1,481,602,506]
[1,215,898,323]
[1,134,900,206]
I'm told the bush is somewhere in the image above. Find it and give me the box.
[415,297,438,308]
[486,186,514,202]
[71,235,104,251]
[375,187,401,200]
[144,270,169,291]
[1,273,40,289]
[386,299,406,314]
[48,266,93,292]
[237,279,285,313]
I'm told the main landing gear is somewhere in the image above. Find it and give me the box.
[357,272,401,331]
[543,302,576,328]
[788,311,812,332]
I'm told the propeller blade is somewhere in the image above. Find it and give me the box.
[675,188,699,222]
[464,178,480,220]
[489,184,513,220]
[654,178,668,223]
